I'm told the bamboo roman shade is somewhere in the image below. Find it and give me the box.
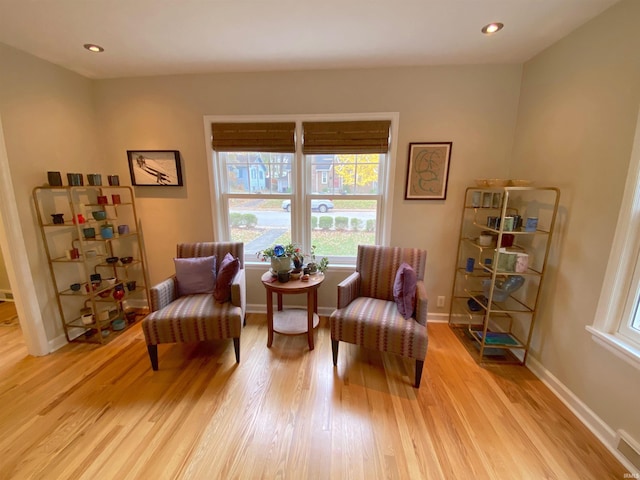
[302,120,391,154]
[211,122,296,153]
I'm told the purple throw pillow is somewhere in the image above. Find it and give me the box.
[393,262,417,319]
[214,252,240,303]
[174,255,217,296]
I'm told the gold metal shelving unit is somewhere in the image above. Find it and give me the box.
[33,185,151,344]
[448,185,560,364]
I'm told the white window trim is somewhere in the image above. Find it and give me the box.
[590,107,640,370]
[202,113,399,265]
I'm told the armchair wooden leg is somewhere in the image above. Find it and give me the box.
[147,345,158,371]
[415,359,424,388]
[332,340,339,366]
[233,337,240,363]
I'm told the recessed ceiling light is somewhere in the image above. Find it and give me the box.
[481,23,504,35]
[83,43,104,53]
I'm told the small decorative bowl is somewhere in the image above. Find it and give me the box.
[92,211,107,221]
[106,256,119,264]
[70,283,81,292]
[120,256,133,264]
[103,277,117,286]
[467,296,487,311]
[112,318,126,331]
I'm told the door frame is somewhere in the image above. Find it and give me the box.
[0,115,49,355]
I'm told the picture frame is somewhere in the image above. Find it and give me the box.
[127,150,183,186]
[405,142,452,200]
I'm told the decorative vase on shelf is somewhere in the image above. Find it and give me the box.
[113,285,125,301]
[100,225,114,239]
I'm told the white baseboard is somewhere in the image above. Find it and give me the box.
[427,312,450,323]
[48,334,69,353]
[0,290,14,301]
[526,355,639,475]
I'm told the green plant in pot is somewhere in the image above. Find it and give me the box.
[306,257,329,274]
[257,243,328,274]
[257,243,295,273]
[317,257,329,273]
[302,245,328,275]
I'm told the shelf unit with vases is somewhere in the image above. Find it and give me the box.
[33,184,151,344]
[448,182,560,364]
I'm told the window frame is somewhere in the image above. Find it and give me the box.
[590,108,640,369]
[203,113,399,266]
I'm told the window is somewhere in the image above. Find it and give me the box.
[219,151,294,257]
[623,294,640,341]
[616,222,640,346]
[591,109,640,367]
[206,114,398,265]
[302,120,391,260]
[306,153,382,259]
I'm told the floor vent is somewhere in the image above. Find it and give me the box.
[617,430,640,472]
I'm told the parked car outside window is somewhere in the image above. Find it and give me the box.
[281,199,334,213]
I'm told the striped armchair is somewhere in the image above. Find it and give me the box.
[142,242,246,370]
[330,245,428,387]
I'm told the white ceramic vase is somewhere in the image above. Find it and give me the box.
[271,256,292,273]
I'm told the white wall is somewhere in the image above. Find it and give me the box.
[93,65,522,309]
[0,43,106,340]
[511,0,640,449]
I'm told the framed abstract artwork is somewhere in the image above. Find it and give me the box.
[127,150,183,186]
[405,142,452,200]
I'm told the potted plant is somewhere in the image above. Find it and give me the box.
[303,245,329,275]
[317,256,329,274]
[257,243,297,273]
[257,243,328,275]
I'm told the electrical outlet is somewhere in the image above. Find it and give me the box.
[437,296,445,307]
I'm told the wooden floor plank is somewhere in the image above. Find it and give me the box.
[0,307,629,479]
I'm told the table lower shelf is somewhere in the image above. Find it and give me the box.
[273,307,320,335]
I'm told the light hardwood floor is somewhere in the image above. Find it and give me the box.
[0,307,628,479]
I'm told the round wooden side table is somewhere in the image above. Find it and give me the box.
[261,271,325,350]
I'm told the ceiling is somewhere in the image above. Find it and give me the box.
[0,0,620,79]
